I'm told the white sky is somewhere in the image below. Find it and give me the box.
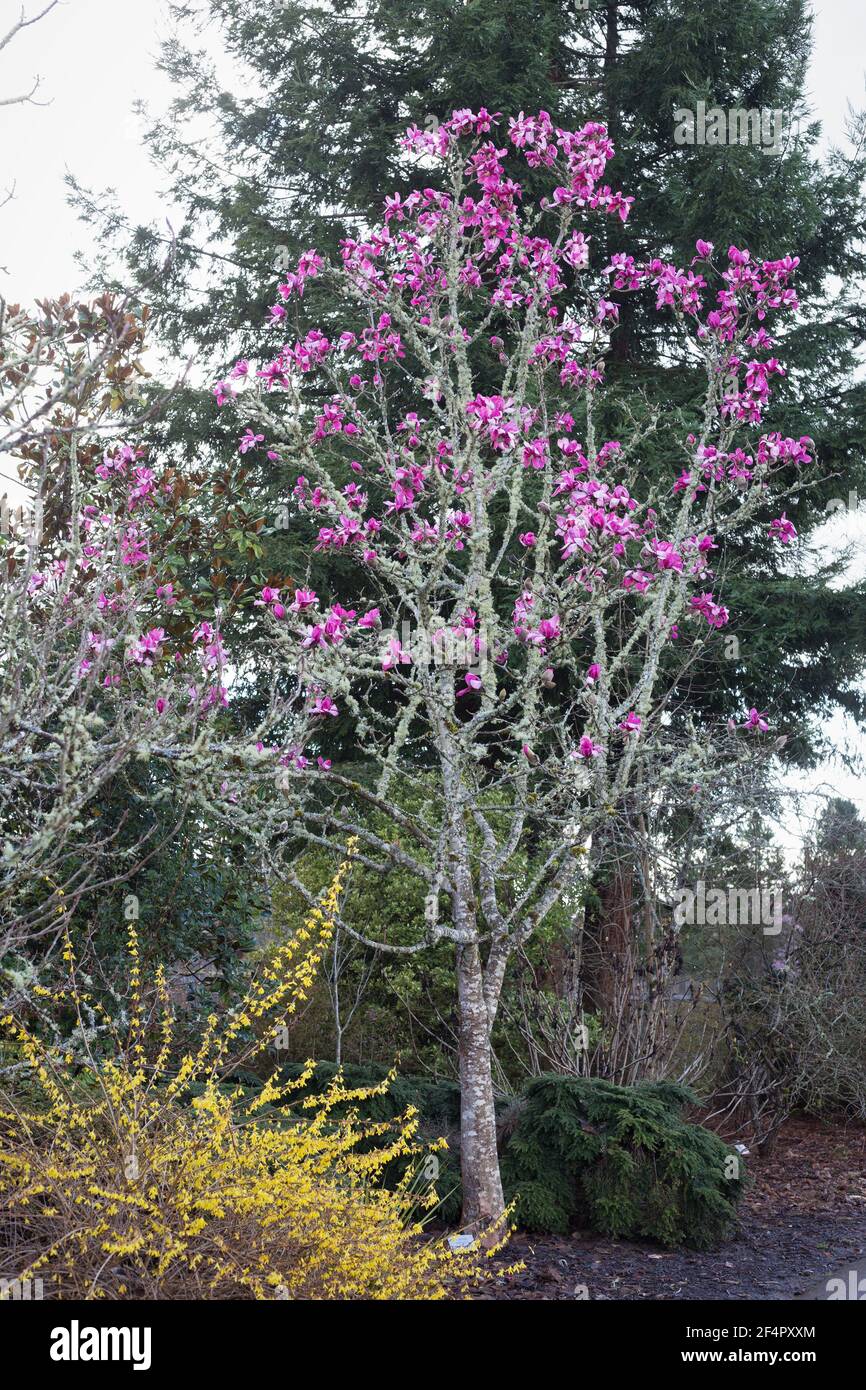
[1,0,864,846]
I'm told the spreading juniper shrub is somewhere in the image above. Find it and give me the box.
[500,1075,745,1248]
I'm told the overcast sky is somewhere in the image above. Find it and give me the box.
[2,0,865,305]
[2,0,864,846]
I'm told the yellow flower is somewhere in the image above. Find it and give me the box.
[0,842,486,1301]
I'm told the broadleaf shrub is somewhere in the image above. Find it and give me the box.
[500,1075,745,1247]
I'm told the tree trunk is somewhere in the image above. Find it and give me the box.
[455,940,505,1231]
[590,861,635,1022]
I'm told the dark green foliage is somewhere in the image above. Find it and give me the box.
[500,1075,745,1248]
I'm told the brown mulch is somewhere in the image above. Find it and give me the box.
[475,1117,866,1300]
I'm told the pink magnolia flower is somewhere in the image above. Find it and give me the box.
[651,540,683,572]
[199,639,226,673]
[743,707,770,732]
[456,671,483,698]
[769,513,797,545]
[129,627,166,666]
[563,231,590,270]
[522,438,548,471]
[576,735,603,759]
[239,429,265,454]
[381,637,412,671]
[595,298,619,324]
[623,569,652,593]
[535,615,561,646]
[291,588,318,612]
[310,695,339,717]
[120,526,148,567]
[690,593,730,629]
[519,532,536,547]
[585,663,600,685]
[619,711,642,733]
[256,586,287,619]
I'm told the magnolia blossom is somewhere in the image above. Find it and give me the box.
[691,592,730,629]
[310,694,339,717]
[128,627,166,666]
[457,671,483,698]
[743,707,770,732]
[381,636,412,671]
[239,428,265,454]
[769,513,797,545]
[576,735,604,759]
[256,586,287,619]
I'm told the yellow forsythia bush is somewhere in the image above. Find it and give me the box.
[0,842,482,1299]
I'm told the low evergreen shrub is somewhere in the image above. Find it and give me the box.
[501,1075,745,1247]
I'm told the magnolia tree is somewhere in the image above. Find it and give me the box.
[216,109,810,1227]
[0,294,288,966]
